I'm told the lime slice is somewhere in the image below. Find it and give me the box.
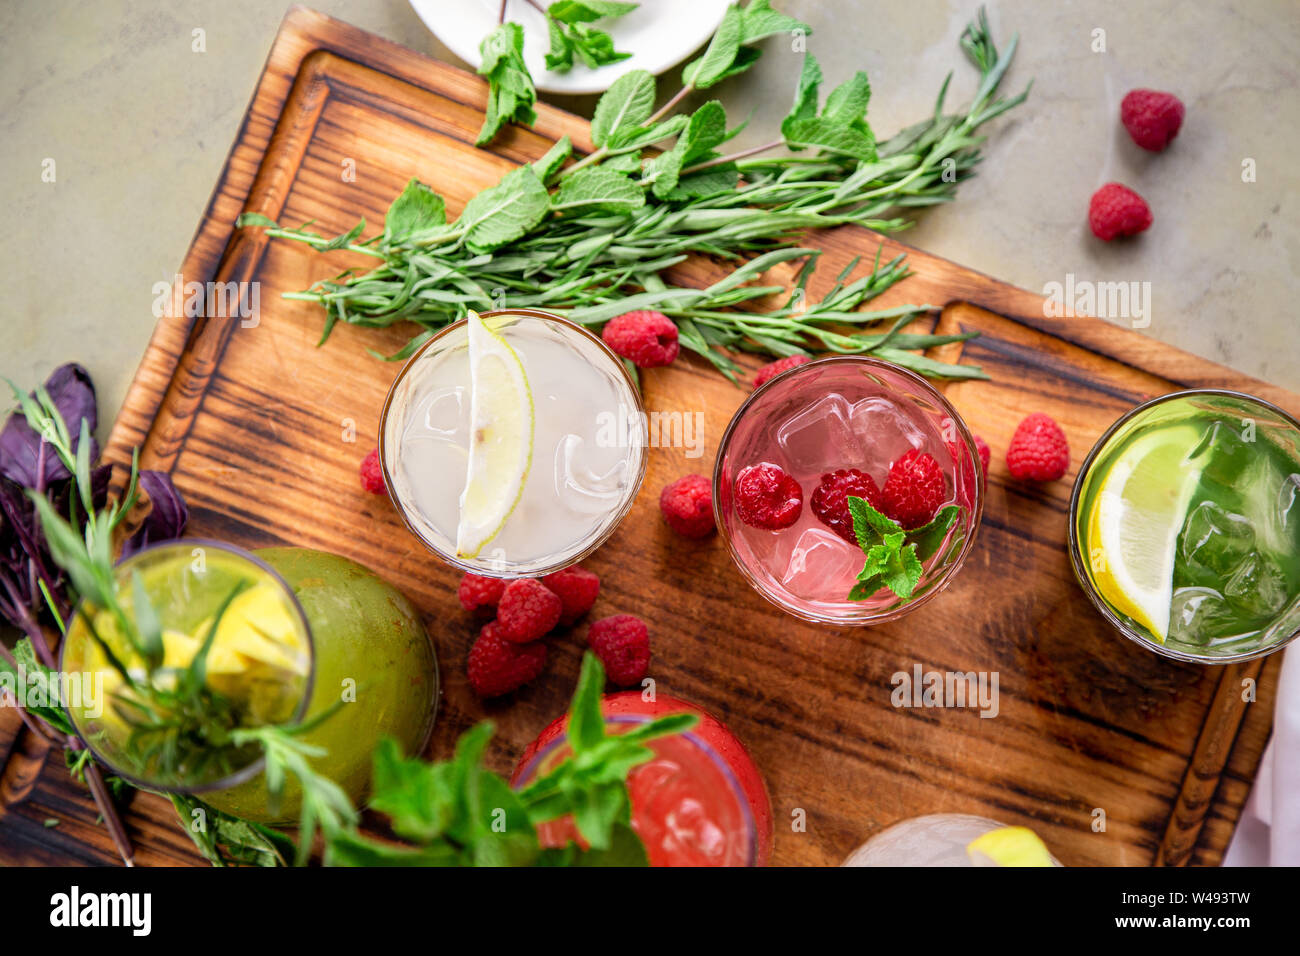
[455,311,535,558]
[967,826,1055,867]
[1086,424,1204,642]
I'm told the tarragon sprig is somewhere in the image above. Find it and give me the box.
[244,5,1028,383]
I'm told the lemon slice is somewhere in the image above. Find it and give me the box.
[455,311,535,558]
[967,826,1055,867]
[1086,424,1204,642]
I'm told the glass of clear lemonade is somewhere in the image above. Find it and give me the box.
[1070,390,1300,663]
[381,309,647,577]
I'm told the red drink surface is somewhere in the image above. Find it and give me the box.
[512,692,773,866]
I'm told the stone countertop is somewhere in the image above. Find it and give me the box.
[2,0,1296,420]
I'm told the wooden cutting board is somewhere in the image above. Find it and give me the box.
[0,6,1285,867]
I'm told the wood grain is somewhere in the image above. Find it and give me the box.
[0,6,1284,867]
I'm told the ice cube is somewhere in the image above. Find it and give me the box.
[1180,501,1255,576]
[1187,419,1257,488]
[553,434,627,515]
[779,527,864,601]
[775,393,863,475]
[1224,551,1287,618]
[848,396,928,468]
[1168,587,1238,645]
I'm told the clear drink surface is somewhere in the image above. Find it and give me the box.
[1075,393,1300,659]
[383,313,644,575]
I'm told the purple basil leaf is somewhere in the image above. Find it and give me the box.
[120,470,188,559]
[0,363,98,490]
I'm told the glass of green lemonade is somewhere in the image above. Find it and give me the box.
[1069,390,1300,663]
[60,541,438,821]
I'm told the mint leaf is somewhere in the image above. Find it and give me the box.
[908,504,961,560]
[476,23,537,146]
[549,1,639,24]
[847,494,900,550]
[647,100,731,198]
[739,0,811,44]
[591,69,656,147]
[866,532,924,599]
[532,135,573,183]
[681,4,742,89]
[573,821,649,866]
[457,165,550,253]
[784,53,822,129]
[545,17,575,72]
[368,737,457,843]
[782,117,876,160]
[552,167,646,212]
[846,497,929,601]
[569,24,633,70]
[384,178,447,244]
[566,650,607,751]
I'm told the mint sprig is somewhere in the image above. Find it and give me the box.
[845,497,961,602]
[327,652,698,867]
[545,2,639,73]
[476,22,538,146]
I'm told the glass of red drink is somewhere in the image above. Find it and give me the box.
[511,692,774,866]
[714,356,983,625]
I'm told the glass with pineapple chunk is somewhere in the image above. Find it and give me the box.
[60,541,438,821]
[380,309,647,577]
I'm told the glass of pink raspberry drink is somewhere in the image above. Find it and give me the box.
[714,357,983,625]
[511,692,774,866]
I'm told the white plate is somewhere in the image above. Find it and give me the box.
[408,0,733,95]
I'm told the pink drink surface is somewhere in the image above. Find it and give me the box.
[718,360,976,619]
[512,693,773,866]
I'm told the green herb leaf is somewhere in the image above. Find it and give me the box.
[476,23,537,146]
[681,4,743,89]
[591,69,656,147]
[739,0,811,44]
[552,167,646,212]
[847,494,901,550]
[566,651,607,751]
[549,0,639,22]
[383,178,447,244]
[908,504,961,560]
[532,135,574,183]
[457,165,550,253]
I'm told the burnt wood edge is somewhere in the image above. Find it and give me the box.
[47,4,1270,867]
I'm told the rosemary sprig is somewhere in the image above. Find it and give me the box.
[242,4,1027,383]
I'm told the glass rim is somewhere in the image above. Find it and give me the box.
[1067,387,1300,664]
[512,712,760,867]
[378,308,649,578]
[711,354,985,626]
[58,538,317,794]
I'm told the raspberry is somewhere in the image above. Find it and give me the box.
[359,447,386,494]
[753,355,812,388]
[810,468,882,544]
[468,622,547,697]
[587,614,650,687]
[1089,183,1152,241]
[881,449,946,530]
[496,578,562,642]
[458,573,506,612]
[659,474,715,538]
[735,463,803,530]
[1121,89,1184,152]
[974,435,991,476]
[541,565,600,625]
[1006,412,1070,482]
[602,310,679,368]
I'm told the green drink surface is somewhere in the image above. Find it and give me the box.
[1076,394,1300,659]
